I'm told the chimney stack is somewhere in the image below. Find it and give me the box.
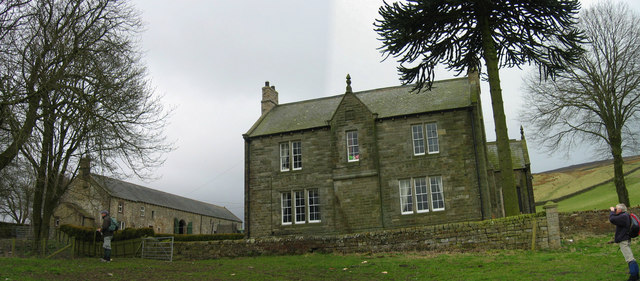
[261,81,279,115]
[79,157,91,183]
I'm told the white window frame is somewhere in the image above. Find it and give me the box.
[281,189,322,225]
[414,177,430,213]
[308,189,321,223]
[430,176,445,211]
[140,206,145,217]
[280,141,302,171]
[294,190,306,223]
[280,142,290,171]
[399,179,413,214]
[118,201,123,213]
[281,192,292,225]
[292,141,302,170]
[426,123,439,154]
[412,124,425,155]
[399,176,445,215]
[120,221,125,230]
[346,130,359,162]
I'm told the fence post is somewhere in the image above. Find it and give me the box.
[11,238,16,257]
[543,201,561,249]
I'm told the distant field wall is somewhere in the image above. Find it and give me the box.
[172,205,562,260]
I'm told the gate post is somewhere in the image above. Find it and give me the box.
[543,201,560,249]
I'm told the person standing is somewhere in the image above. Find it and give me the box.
[610,203,639,281]
[97,210,114,262]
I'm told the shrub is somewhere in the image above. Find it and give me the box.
[59,224,155,242]
[154,233,244,241]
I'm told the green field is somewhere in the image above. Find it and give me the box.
[533,157,640,203]
[0,235,633,280]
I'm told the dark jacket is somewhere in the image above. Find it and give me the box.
[610,211,631,243]
[100,215,114,237]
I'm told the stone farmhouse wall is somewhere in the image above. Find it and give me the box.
[172,204,560,260]
[107,198,237,235]
[246,93,491,237]
[54,176,239,235]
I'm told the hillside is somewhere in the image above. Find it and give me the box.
[533,155,640,204]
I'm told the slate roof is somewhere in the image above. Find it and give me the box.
[486,140,530,170]
[91,175,242,222]
[247,77,473,137]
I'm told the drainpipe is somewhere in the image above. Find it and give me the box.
[243,134,251,238]
[470,109,485,219]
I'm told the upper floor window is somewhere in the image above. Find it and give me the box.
[280,141,302,171]
[281,189,321,225]
[118,201,124,213]
[346,130,359,162]
[412,123,439,155]
[140,206,145,217]
[399,176,445,215]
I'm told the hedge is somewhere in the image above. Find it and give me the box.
[59,224,154,242]
[154,233,244,241]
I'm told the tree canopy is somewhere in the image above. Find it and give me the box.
[376,0,584,216]
[0,0,172,246]
[521,2,640,206]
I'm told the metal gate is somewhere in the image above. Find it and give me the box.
[140,237,174,262]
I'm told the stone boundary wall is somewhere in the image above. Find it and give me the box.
[172,204,560,260]
[559,207,639,237]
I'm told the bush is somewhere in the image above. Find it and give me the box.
[154,233,244,241]
[0,222,25,238]
[59,224,155,242]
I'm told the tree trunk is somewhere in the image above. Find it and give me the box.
[0,94,41,171]
[478,14,519,216]
[32,99,54,251]
[610,135,629,206]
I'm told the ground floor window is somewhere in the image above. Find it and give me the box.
[281,188,321,225]
[399,176,445,214]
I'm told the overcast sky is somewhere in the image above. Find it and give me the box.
[129,0,640,223]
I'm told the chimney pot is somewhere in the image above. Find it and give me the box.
[261,82,279,115]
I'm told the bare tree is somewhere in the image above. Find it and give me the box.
[1,0,172,248]
[0,0,36,171]
[521,2,640,206]
[0,157,34,224]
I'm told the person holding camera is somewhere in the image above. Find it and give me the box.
[610,203,639,281]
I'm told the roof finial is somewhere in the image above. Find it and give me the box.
[346,74,352,93]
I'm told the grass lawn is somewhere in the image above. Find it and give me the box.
[536,168,640,212]
[0,235,632,280]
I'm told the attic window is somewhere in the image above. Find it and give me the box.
[345,109,355,121]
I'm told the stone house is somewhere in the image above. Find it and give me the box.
[243,73,534,238]
[54,160,242,234]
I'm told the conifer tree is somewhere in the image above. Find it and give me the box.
[375,0,584,216]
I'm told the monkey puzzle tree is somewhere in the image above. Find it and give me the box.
[375,0,584,216]
[521,2,640,207]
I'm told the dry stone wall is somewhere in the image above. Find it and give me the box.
[173,209,557,260]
